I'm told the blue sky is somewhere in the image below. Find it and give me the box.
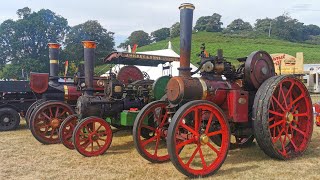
[1,0,320,46]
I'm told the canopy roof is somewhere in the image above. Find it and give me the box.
[104,51,179,67]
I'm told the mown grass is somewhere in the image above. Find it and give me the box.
[138,32,320,65]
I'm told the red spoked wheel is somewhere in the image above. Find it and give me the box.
[253,75,313,159]
[59,114,79,149]
[73,117,112,157]
[30,101,74,144]
[133,101,170,163]
[167,100,230,178]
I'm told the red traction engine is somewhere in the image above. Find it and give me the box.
[314,103,320,126]
[133,3,314,177]
[26,43,104,145]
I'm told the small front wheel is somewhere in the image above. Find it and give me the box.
[73,117,112,157]
[59,114,79,149]
[167,100,230,178]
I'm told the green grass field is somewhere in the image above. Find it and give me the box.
[138,32,320,65]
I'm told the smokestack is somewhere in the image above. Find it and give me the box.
[178,3,195,77]
[48,43,60,82]
[82,41,96,96]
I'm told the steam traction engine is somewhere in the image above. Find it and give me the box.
[58,41,169,157]
[26,43,104,144]
[133,3,313,177]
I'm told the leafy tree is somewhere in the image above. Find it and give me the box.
[64,20,115,66]
[194,13,223,32]
[17,7,31,18]
[170,22,180,38]
[271,14,306,41]
[225,19,253,33]
[255,18,273,33]
[151,27,170,42]
[304,24,320,36]
[0,7,69,79]
[118,30,151,49]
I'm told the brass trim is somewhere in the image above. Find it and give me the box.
[50,60,58,64]
[198,78,207,100]
[64,85,69,100]
[48,43,60,49]
[82,41,97,49]
[179,3,195,10]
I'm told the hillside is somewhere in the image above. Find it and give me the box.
[138,32,320,65]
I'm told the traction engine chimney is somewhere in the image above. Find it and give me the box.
[178,3,195,77]
[82,41,96,96]
[48,43,60,83]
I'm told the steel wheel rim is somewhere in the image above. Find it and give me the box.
[32,103,73,144]
[74,117,112,157]
[136,102,170,162]
[268,78,313,158]
[59,115,78,149]
[171,103,229,176]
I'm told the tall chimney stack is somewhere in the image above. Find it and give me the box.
[82,41,96,96]
[178,3,195,77]
[48,43,60,82]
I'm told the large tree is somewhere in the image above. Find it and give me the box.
[0,7,69,79]
[151,27,170,42]
[194,13,223,32]
[64,20,115,66]
[118,30,151,49]
[255,18,273,34]
[225,19,253,33]
[170,22,180,38]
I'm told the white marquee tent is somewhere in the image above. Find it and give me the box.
[111,42,200,79]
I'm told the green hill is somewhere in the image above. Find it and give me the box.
[138,32,320,65]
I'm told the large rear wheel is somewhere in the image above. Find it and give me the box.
[253,75,313,159]
[25,99,45,127]
[167,100,230,178]
[30,101,74,144]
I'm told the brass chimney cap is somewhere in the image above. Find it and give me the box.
[82,41,97,49]
[48,43,61,49]
[179,3,195,10]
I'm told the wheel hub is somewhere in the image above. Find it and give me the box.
[286,112,294,123]
[91,134,99,141]
[51,118,60,128]
[200,134,209,145]
[3,117,10,123]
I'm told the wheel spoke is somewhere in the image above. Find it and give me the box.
[206,130,222,137]
[207,142,219,154]
[198,147,207,168]
[141,125,156,131]
[293,113,308,117]
[269,110,284,117]
[96,140,101,148]
[194,108,199,133]
[153,135,160,156]
[205,112,214,134]
[180,122,198,136]
[176,138,194,149]
[272,95,286,112]
[269,120,285,129]
[290,124,306,137]
[186,145,200,167]
[41,112,51,121]
[288,95,304,109]
[49,107,53,117]
[55,106,59,118]
[280,84,288,108]
[141,136,157,147]
[159,111,168,127]
[272,128,285,143]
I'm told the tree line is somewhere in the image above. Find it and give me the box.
[0,7,115,79]
[119,13,320,49]
[1,7,320,79]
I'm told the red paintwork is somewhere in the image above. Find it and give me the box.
[314,103,320,126]
[30,73,49,94]
[227,90,249,123]
[65,85,81,101]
